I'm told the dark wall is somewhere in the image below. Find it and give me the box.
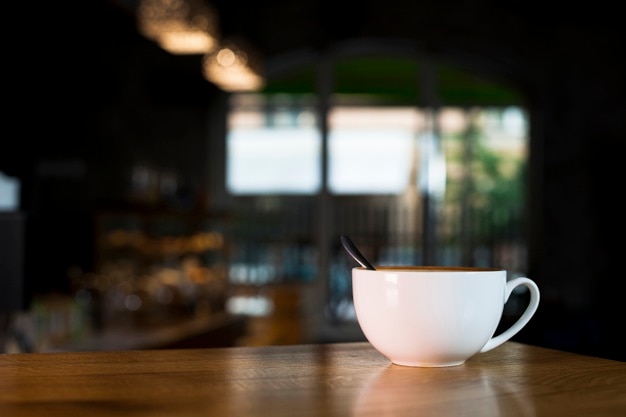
[524,30,626,361]
[4,1,224,296]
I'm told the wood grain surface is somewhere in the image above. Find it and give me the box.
[1,342,625,416]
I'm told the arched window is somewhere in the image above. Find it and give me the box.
[219,42,529,336]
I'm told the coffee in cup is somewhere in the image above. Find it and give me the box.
[352,266,540,367]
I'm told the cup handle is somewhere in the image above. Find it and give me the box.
[480,277,540,353]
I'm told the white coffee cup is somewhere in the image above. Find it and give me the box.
[352,266,540,367]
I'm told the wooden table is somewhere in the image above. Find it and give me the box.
[1,342,624,416]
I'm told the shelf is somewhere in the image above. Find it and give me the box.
[44,312,248,352]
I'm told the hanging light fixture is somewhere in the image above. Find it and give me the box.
[137,0,219,55]
[202,42,265,92]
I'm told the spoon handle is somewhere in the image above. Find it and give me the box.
[340,235,376,270]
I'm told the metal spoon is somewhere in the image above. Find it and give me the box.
[340,235,376,270]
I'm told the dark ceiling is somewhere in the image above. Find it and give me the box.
[14,0,623,111]
[112,0,547,67]
[97,0,624,105]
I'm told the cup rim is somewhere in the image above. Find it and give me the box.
[354,266,504,272]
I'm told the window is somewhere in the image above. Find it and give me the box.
[226,94,320,195]
[220,53,529,337]
[0,171,20,211]
[328,106,422,194]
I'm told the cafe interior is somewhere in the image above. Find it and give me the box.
[1,0,624,362]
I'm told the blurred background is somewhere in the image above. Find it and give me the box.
[1,0,624,361]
